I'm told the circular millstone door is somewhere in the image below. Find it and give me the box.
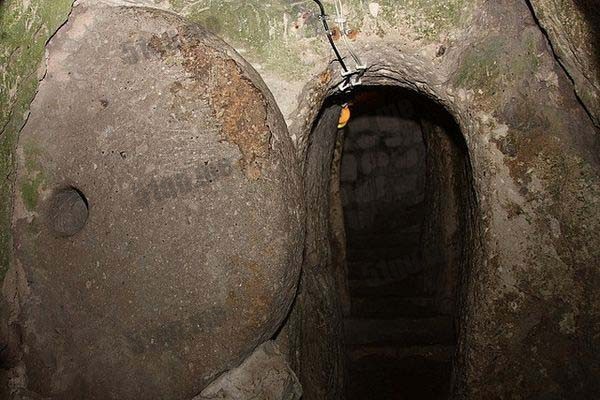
[8,3,303,399]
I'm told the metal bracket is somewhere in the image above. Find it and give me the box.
[312,0,367,93]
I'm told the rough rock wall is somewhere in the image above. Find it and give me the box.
[162,0,478,128]
[1,0,600,399]
[194,341,302,400]
[0,4,76,390]
[420,118,470,317]
[0,0,75,319]
[449,2,600,397]
[289,0,600,398]
[289,104,346,400]
[329,131,351,316]
[527,0,600,126]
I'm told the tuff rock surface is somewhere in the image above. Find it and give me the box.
[2,3,303,399]
[194,341,301,400]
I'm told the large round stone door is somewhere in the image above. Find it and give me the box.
[7,2,303,399]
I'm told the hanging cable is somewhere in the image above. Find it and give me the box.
[311,0,367,92]
[333,0,366,71]
[311,0,349,74]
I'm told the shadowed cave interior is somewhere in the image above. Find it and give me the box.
[330,87,473,400]
[3,1,600,399]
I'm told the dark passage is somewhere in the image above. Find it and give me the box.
[337,88,471,400]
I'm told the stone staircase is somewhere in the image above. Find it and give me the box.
[344,233,455,400]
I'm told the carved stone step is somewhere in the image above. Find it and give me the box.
[346,343,455,365]
[351,296,438,318]
[346,347,453,400]
[348,277,426,297]
[344,316,455,346]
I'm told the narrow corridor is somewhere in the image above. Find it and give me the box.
[339,89,469,399]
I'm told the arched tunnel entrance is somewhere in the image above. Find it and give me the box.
[325,87,475,399]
